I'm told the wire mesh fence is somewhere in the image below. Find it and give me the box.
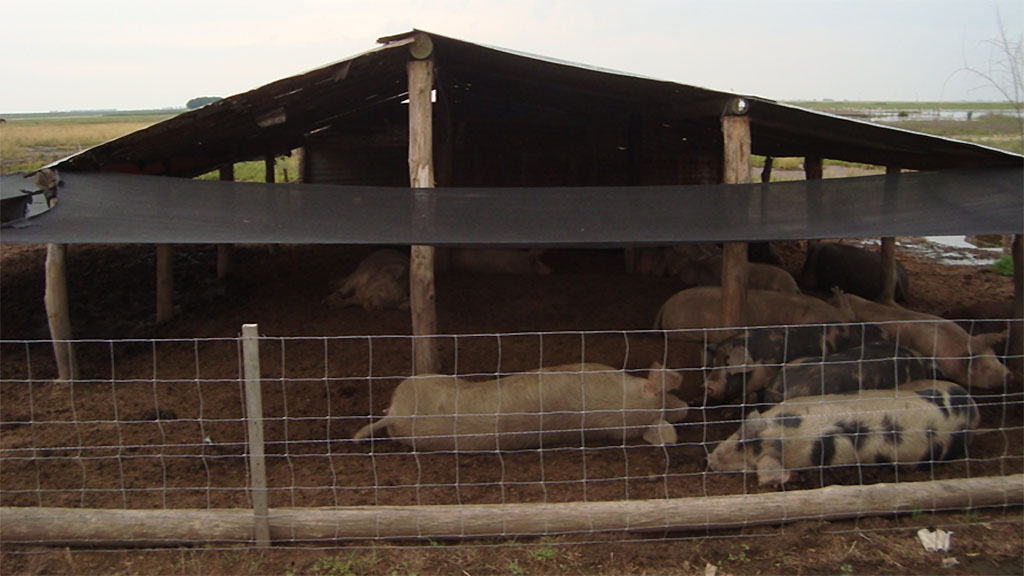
[1,321,1021,549]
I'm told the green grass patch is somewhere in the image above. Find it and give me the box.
[991,254,1015,277]
[0,113,177,174]
[196,155,301,183]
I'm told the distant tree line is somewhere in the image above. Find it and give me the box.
[186,97,223,110]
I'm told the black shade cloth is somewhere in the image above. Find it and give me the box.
[1,167,1021,245]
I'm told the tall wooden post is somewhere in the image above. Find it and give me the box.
[217,164,235,281]
[241,324,270,546]
[44,243,77,381]
[156,244,174,323]
[720,100,751,328]
[877,166,901,304]
[408,33,440,374]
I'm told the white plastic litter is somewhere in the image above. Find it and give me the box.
[917,528,953,553]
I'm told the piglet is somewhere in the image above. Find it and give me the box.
[352,362,688,451]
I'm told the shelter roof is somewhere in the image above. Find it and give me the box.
[51,30,1022,176]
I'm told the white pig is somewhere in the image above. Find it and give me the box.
[352,362,689,451]
[830,290,1015,389]
[708,380,979,487]
[325,249,410,311]
[653,286,854,343]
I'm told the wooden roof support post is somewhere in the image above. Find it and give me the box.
[217,165,235,281]
[877,166,901,305]
[45,243,78,381]
[265,155,280,255]
[408,33,440,374]
[804,156,824,254]
[156,244,174,323]
[720,100,751,328]
[804,157,823,180]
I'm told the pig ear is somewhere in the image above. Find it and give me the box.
[726,346,754,370]
[740,410,768,440]
[644,366,682,394]
[971,331,1007,351]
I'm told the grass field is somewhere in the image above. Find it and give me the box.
[0,110,301,180]
[1,103,1020,178]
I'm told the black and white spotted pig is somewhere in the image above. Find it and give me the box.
[707,380,979,487]
[761,342,938,403]
[704,323,889,403]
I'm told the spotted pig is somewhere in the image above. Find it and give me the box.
[708,380,979,487]
[704,323,889,403]
[762,342,938,403]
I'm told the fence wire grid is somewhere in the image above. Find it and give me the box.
[1,321,1021,549]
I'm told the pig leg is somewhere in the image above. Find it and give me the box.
[756,455,791,486]
[662,395,690,423]
[352,417,392,441]
[642,420,679,445]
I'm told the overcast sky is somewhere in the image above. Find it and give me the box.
[1,0,1021,113]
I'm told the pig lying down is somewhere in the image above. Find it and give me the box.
[703,323,890,403]
[653,286,854,343]
[352,362,689,451]
[761,342,937,403]
[325,249,410,311]
[677,254,800,294]
[708,379,980,487]
[830,290,1016,389]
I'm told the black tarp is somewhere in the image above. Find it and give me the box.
[1,167,1021,245]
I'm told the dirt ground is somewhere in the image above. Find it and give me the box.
[0,240,1021,575]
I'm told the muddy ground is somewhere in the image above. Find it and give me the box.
[0,240,1021,575]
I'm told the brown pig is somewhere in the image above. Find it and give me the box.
[830,290,1015,389]
[677,254,800,294]
[653,286,854,343]
[325,249,410,311]
[352,362,689,451]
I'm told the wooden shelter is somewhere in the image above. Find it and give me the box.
[2,30,1022,377]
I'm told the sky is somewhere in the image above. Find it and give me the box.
[1,0,1021,113]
